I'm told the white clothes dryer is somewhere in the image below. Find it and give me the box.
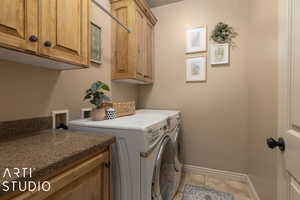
[69,110,182,200]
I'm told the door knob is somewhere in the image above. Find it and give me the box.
[44,41,52,47]
[266,137,285,152]
[29,35,38,42]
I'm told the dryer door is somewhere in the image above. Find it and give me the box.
[173,123,183,172]
[152,136,177,200]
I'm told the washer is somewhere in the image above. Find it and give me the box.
[138,110,183,199]
[69,110,181,200]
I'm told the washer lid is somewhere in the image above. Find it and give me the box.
[136,110,181,131]
[136,109,180,118]
[69,112,167,132]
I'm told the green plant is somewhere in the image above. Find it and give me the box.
[84,81,111,108]
[211,22,237,45]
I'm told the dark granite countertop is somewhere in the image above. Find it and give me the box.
[0,129,115,196]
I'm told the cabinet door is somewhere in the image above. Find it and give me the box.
[45,161,109,200]
[13,151,111,200]
[135,7,145,79]
[0,0,38,52]
[39,0,89,66]
[112,4,129,74]
[144,19,154,81]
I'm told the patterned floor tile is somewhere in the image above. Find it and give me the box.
[205,176,251,199]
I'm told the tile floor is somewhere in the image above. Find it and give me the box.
[174,172,253,200]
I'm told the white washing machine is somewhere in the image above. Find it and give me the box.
[69,110,182,200]
[139,110,183,200]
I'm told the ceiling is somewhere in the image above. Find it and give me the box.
[145,0,183,8]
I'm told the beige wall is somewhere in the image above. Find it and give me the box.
[247,0,278,199]
[138,0,250,173]
[0,0,138,121]
[138,0,278,198]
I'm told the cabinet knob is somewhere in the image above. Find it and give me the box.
[29,35,38,42]
[44,41,52,47]
[104,162,110,168]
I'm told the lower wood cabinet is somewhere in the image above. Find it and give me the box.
[12,150,111,200]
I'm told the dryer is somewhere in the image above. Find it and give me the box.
[138,110,183,199]
[69,110,181,200]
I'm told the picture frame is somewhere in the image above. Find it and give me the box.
[210,43,230,65]
[90,23,102,64]
[186,56,207,82]
[186,26,207,53]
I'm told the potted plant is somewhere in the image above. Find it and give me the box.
[84,81,111,121]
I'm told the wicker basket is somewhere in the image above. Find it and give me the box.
[103,101,136,117]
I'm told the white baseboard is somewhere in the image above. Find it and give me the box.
[184,165,248,182]
[183,165,260,200]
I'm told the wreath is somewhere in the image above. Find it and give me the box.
[211,22,237,46]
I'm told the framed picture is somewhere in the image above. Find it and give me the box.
[210,43,230,65]
[186,56,207,82]
[90,23,102,64]
[186,26,207,53]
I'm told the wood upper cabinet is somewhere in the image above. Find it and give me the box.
[112,1,130,76]
[0,0,89,69]
[144,19,154,80]
[0,0,38,52]
[135,7,146,80]
[39,0,89,66]
[111,0,157,84]
[11,150,111,200]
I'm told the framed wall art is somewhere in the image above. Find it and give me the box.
[186,56,207,82]
[90,23,102,64]
[186,26,207,53]
[210,43,229,65]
